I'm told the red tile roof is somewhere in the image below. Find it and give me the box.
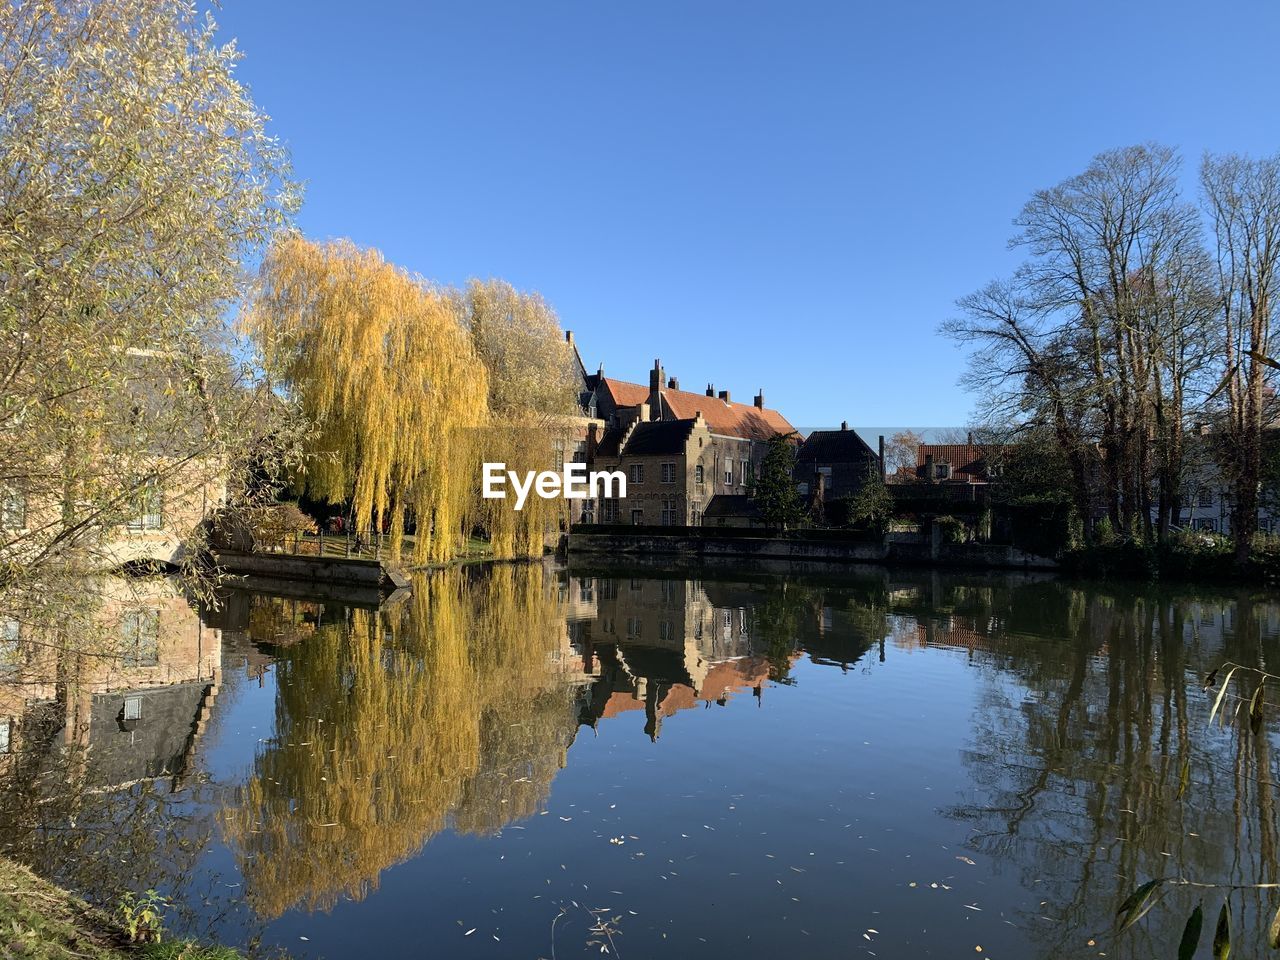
[601,378,796,441]
[916,444,989,482]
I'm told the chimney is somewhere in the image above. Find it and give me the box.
[667,376,680,390]
[648,359,665,416]
[649,359,664,393]
[638,401,651,422]
[925,453,935,483]
[967,430,974,445]
[718,390,731,403]
[754,389,764,409]
[841,420,848,431]
[565,330,574,344]
[878,434,886,480]
[706,383,716,397]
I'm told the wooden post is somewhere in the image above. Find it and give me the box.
[318,528,324,557]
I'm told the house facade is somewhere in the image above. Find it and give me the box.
[795,422,882,502]
[580,358,797,526]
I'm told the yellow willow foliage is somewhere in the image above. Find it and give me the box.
[220,566,582,918]
[245,237,490,563]
[476,421,571,559]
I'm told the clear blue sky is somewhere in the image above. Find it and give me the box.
[212,0,1280,427]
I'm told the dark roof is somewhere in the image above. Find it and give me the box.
[704,494,762,519]
[797,428,878,463]
[595,426,625,457]
[622,420,696,456]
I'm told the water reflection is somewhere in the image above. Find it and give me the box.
[0,565,1278,958]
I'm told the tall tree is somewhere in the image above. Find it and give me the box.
[946,144,1213,545]
[246,237,489,563]
[0,0,296,586]
[1201,153,1280,568]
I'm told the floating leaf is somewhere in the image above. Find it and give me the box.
[1204,668,1220,691]
[1213,901,1230,960]
[1177,758,1191,800]
[1178,904,1202,960]
[1116,878,1163,931]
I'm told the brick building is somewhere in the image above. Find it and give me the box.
[581,358,797,526]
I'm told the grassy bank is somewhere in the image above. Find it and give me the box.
[1059,531,1280,585]
[0,857,241,960]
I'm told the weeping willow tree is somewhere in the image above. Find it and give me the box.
[452,279,583,559]
[245,237,490,563]
[219,565,583,917]
[247,245,586,561]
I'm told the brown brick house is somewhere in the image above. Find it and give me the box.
[582,359,797,526]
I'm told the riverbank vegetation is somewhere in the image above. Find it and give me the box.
[0,856,242,960]
[945,144,1280,574]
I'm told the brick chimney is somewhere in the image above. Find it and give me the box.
[648,359,664,416]
[718,390,731,403]
[841,420,848,431]
[667,376,680,390]
[706,383,715,397]
[565,330,574,344]
[925,453,935,483]
[754,389,764,409]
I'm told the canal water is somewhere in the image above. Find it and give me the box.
[2,562,1279,959]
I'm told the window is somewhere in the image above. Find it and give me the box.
[626,617,641,639]
[691,506,701,526]
[629,464,644,484]
[1195,518,1218,533]
[123,696,143,722]
[581,498,595,524]
[602,498,618,523]
[798,482,810,496]
[0,619,19,675]
[552,438,567,465]
[695,465,704,485]
[1198,489,1214,509]
[631,508,644,525]
[573,441,587,463]
[661,462,677,484]
[740,459,749,486]
[121,609,160,667]
[579,578,594,602]
[0,719,9,755]
[661,499,677,525]
[659,620,672,642]
[724,461,734,485]
[127,483,163,531]
[1,487,25,531]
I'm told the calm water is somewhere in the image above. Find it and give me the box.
[3,562,1280,959]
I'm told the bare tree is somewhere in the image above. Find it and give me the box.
[1201,153,1280,567]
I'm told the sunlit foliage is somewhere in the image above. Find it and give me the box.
[247,242,581,562]
[0,0,298,587]
[245,237,490,563]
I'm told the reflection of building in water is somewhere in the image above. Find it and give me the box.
[0,577,220,789]
[565,575,769,739]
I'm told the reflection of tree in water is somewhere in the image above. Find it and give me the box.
[221,565,582,918]
[935,581,1280,959]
